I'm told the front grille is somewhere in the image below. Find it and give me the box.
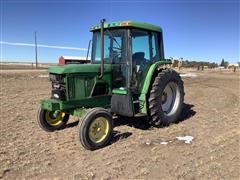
[49,74,66,100]
[49,73,64,83]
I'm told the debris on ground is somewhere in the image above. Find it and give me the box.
[176,136,194,144]
[180,73,197,78]
[160,141,168,145]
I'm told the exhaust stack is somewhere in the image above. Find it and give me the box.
[98,19,106,79]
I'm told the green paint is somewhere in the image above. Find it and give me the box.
[112,88,128,95]
[91,21,162,32]
[48,64,111,74]
[66,71,111,100]
[41,95,111,112]
[73,108,88,117]
[139,60,171,113]
[41,99,60,111]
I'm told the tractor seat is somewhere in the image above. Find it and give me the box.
[131,52,146,91]
[132,52,145,65]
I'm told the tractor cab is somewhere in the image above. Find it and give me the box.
[90,21,164,94]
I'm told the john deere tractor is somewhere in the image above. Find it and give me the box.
[37,20,184,150]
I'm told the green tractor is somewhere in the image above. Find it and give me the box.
[37,19,184,150]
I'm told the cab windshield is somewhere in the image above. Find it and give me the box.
[91,29,127,63]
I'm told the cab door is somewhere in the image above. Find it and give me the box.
[110,29,128,89]
[130,29,161,93]
[110,29,134,117]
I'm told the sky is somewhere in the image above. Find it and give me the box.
[0,0,239,63]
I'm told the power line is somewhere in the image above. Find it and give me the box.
[0,41,88,51]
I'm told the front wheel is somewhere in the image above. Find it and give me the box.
[78,108,114,150]
[37,107,69,132]
[148,69,184,126]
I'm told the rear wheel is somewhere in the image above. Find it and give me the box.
[37,107,69,132]
[78,108,113,150]
[148,69,184,126]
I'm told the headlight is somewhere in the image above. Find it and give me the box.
[53,93,59,99]
[49,73,66,100]
[52,89,66,100]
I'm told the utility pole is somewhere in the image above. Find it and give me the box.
[35,31,38,69]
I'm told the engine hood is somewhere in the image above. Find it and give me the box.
[48,64,111,74]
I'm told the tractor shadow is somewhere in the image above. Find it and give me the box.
[110,131,133,144]
[176,103,196,124]
[64,103,196,131]
[65,120,79,129]
[114,103,196,130]
[114,116,152,130]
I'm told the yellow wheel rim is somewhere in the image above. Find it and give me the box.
[45,111,65,126]
[89,117,110,143]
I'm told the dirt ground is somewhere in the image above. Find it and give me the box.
[0,69,239,179]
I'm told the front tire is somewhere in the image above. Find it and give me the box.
[148,69,184,126]
[78,108,113,150]
[37,107,69,132]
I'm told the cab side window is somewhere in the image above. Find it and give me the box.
[131,30,150,65]
[131,29,151,92]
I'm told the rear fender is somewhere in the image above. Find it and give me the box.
[138,60,171,114]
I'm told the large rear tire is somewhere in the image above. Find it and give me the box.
[148,69,184,126]
[78,108,113,150]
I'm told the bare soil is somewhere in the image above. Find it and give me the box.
[0,69,239,179]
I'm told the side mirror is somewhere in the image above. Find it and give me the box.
[86,40,92,61]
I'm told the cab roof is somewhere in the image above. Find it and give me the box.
[90,21,162,32]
